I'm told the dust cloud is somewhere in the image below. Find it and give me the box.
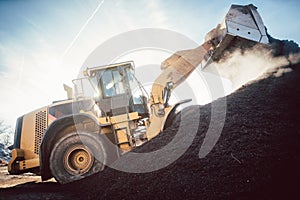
[204,46,300,91]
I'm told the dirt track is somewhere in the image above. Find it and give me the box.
[0,63,299,199]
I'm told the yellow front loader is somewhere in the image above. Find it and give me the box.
[8,4,269,184]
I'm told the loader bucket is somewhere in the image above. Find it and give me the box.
[200,4,269,72]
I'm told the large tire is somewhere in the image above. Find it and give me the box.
[50,132,106,184]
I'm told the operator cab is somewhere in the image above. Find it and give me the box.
[75,61,149,118]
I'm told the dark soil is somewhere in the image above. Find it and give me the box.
[1,62,300,200]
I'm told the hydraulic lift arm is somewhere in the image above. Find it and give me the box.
[146,41,215,139]
[149,40,215,107]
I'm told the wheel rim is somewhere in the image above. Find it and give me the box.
[63,144,94,175]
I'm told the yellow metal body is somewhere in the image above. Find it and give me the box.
[146,105,172,140]
[8,105,49,173]
[18,158,40,171]
[8,99,144,174]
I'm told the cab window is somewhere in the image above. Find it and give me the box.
[101,69,125,98]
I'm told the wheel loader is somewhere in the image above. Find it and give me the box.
[8,4,269,184]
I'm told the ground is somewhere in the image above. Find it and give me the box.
[0,166,46,188]
[0,63,299,199]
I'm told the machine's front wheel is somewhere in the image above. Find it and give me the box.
[50,132,106,184]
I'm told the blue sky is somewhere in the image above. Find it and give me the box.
[0,0,299,125]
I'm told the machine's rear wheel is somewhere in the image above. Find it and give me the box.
[50,132,106,184]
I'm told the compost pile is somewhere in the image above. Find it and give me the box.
[1,37,300,200]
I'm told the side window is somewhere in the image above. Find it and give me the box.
[126,68,144,104]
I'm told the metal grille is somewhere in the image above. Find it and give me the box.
[34,110,47,154]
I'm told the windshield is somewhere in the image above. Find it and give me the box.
[100,68,126,98]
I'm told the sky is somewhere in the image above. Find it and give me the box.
[0,0,299,126]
